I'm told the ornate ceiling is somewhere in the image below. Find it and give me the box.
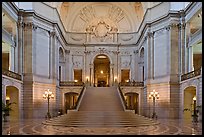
[44,2,161,33]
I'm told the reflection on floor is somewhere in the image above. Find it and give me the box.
[2,118,202,135]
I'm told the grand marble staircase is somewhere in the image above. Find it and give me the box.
[43,87,158,127]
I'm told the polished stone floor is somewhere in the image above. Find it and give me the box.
[2,118,202,135]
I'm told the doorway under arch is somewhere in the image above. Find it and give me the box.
[124,92,139,114]
[94,54,110,87]
[64,92,79,113]
[6,86,19,120]
[183,86,196,121]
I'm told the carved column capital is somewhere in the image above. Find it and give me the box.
[49,31,56,37]
[65,50,70,54]
[17,21,24,28]
[134,50,139,54]
[24,22,38,30]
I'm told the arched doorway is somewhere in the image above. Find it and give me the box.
[94,54,110,87]
[5,86,19,120]
[183,86,196,121]
[64,92,79,113]
[124,92,139,114]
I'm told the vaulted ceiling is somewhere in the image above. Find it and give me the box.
[44,2,161,32]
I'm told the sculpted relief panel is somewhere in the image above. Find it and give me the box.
[70,3,133,44]
[72,55,83,69]
[121,55,131,69]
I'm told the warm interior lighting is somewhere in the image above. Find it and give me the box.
[193,96,196,101]
[97,55,107,59]
[74,80,78,82]
[114,77,117,81]
[125,80,129,82]
[6,96,10,100]
[100,70,103,74]
[86,76,89,81]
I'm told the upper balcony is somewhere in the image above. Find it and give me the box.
[2,68,22,81]
[119,81,144,87]
[181,67,202,81]
[60,81,84,86]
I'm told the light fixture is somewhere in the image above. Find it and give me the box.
[125,80,129,82]
[86,76,89,81]
[6,96,10,100]
[97,55,107,59]
[149,89,159,119]
[43,89,54,119]
[100,70,103,74]
[193,96,196,101]
[74,80,78,82]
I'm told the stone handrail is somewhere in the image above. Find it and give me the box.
[119,81,144,87]
[2,68,21,81]
[181,68,201,81]
[60,81,84,86]
[118,85,127,110]
[74,85,85,110]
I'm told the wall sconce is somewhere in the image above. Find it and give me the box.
[74,80,78,82]
[125,80,129,82]
[6,96,10,100]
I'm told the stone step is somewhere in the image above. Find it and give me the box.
[42,87,159,127]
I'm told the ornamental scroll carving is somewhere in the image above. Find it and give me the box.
[72,55,83,69]
[86,19,118,42]
[121,55,131,68]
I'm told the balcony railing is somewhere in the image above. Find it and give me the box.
[119,81,144,87]
[60,81,84,86]
[181,68,201,81]
[2,68,21,81]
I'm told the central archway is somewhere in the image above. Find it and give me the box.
[94,54,110,87]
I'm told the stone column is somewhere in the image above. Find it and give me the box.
[2,84,6,104]
[65,50,70,81]
[10,43,15,72]
[110,64,114,86]
[184,22,191,73]
[146,32,152,80]
[22,22,37,119]
[14,22,18,73]
[90,64,94,86]
[151,32,155,79]
[17,16,24,74]
[188,46,194,72]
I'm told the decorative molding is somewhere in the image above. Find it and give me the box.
[79,5,95,23]
[65,50,70,54]
[108,5,125,23]
[120,35,134,41]
[24,22,38,30]
[70,33,84,41]
[49,31,56,37]
[86,19,118,42]
[72,55,83,69]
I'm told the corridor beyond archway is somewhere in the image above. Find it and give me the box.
[94,54,110,87]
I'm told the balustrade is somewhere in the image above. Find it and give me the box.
[2,68,21,81]
[181,68,201,81]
